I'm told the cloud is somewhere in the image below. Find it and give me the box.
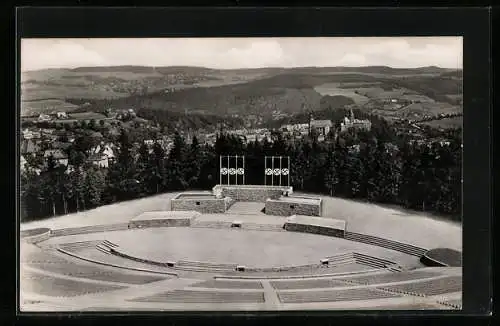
[22,39,107,71]
[338,53,367,66]
[20,37,462,71]
[224,40,285,68]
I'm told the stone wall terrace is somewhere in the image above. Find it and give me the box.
[128,211,199,229]
[284,215,345,237]
[212,185,293,202]
[170,193,231,214]
[266,196,321,217]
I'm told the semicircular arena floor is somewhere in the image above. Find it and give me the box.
[20,198,462,312]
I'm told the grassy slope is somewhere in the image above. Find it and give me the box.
[21,191,462,251]
[418,117,463,129]
[320,197,461,251]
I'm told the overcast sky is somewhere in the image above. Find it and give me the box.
[21,37,462,72]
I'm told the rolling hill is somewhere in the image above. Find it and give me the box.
[21,65,462,124]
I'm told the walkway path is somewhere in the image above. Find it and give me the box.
[225,202,266,215]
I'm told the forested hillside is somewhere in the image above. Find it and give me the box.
[21,118,462,222]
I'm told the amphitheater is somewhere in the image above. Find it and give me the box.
[20,184,462,311]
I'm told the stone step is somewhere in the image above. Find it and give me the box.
[344,232,426,256]
[345,233,426,254]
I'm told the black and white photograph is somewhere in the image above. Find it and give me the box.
[19,36,463,312]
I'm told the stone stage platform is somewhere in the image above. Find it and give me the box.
[129,211,200,229]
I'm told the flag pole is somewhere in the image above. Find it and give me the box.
[271,156,274,186]
[288,156,290,186]
[264,156,267,185]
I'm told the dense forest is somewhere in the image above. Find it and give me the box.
[20,119,462,222]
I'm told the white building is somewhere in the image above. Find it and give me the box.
[340,109,372,133]
[56,112,68,119]
[309,118,333,137]
[89,153,110,168]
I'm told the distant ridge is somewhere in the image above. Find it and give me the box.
[24,65,460,74]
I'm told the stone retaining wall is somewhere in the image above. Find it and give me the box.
[284,222,345,238]
[129,217,192,229]
[21,228,51,244]
[266,197,321,217]
[212,185,293,202]
[171,195,232,214]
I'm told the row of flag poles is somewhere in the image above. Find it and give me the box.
[219,155,245,185]
[264,156,290,186]
[219,155,291,186]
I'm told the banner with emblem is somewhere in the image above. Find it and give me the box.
[264,156,291,186]
[219,155,245,185]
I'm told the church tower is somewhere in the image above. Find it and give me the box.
[308,110,314,135]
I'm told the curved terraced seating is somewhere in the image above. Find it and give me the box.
[131,289,265,303]
[26,256,168,285]
[20,228,51,244]
[344,232,427,257]
[175,260,238,272]
[190,279,263,289]
[59,241,175,275]
[103,246,177,270]
[271,278,349,290]
[21,245,69,264]
[23,244,169,284]
[220,264,376,279]
[325,252,399,270]
[243,253,385,273]
[342,270,442,285]
[277,287,401,303]
[50,223,130,237]
[21,270,127,297]
[59,240,104,253]
[351,253,399,269]
[381,275,462,296]
[325,252,356,264]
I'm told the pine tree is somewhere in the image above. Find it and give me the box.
[135,143,152,195]
[38,155,59,216]
[345,152,364,198]
[20,169,43,220]
[84,167,106,208]
[151,141,166,194]
[107,128,136,200]
[166,132,188,190]
[324,143,339,196]
[185,135,202,188]
[361,138,380,202]
[271,131,287,155]
[400,143,420,209]
[333,139,349,196]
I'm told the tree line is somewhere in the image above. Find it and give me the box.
[20,123,462,222]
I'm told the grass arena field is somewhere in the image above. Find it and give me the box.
[20,190,462,311]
